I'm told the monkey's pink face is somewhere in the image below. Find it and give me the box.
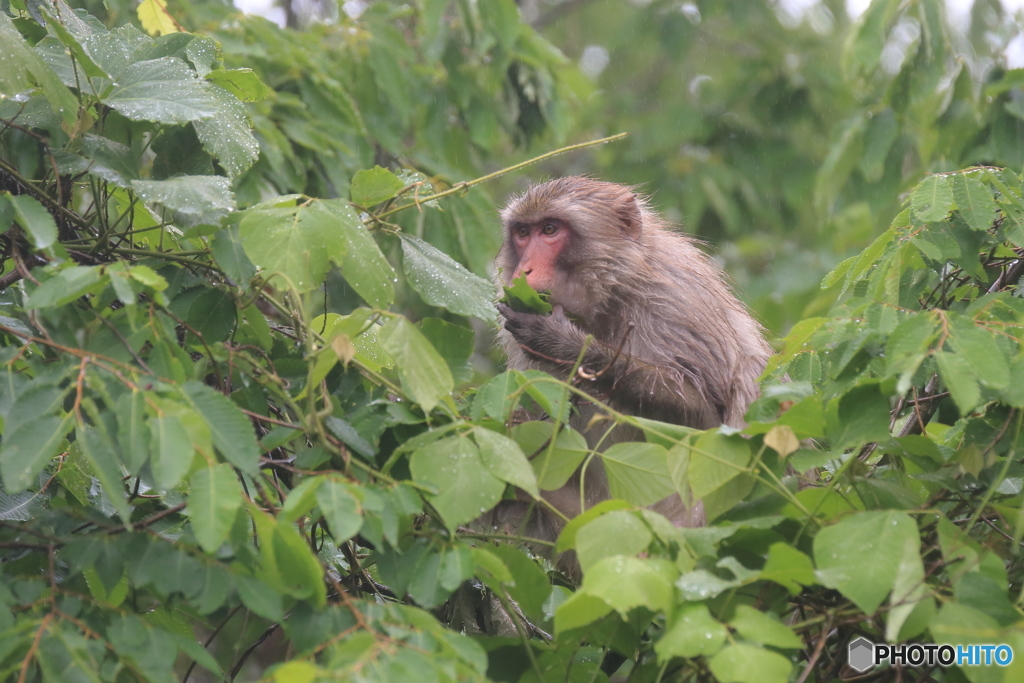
[509,219,570,293]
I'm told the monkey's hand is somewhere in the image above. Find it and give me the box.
[497,303,587,367]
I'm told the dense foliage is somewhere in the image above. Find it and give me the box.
[2,1,1024,683]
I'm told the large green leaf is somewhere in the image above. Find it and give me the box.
[132,175,235,228]
[350,166,405,207]
[105,57,219,123]
[379,316,453,412]
[0,14,77,125]
[472,426,539,498]
[320,199,395,308]
[687,431,751,501]
[189,463,242,553]
[150,415,194,490]
[25,265,105,308]
[655,603,728,660]
[399,234,497,321]
[575,510,652,573]
[579,556,675,617]
[951,173,996,231]
[935,351,981,415]
[408,435,504,531]
[814,510,918,615]
[601,442,675,506]
[5,194,57,249]
[181,382,260,475]
[912,175,954,223]
[0,415,70,492]
[315,480,363,544]
[76,425,131,523]
[511,421,589,491]
[707,644,793,683]
[239,200,348,293]
[193,85,259,178]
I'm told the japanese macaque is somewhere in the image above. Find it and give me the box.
[491,177,772,565]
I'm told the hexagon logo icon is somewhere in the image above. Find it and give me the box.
[848,637,875,673]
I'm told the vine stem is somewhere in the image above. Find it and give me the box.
[372,132,629,222]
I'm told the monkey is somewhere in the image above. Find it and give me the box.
[489,177,773,569]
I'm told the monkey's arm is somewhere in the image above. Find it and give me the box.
[498,305,722,428]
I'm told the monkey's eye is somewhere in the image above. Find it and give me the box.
[542,223,557,235]
[516,226,529,239]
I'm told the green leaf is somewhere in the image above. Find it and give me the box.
[885,312,939,370]
[315,480,363,544]
[575,510,652,573]
[601,442,676,506]
[929,602,1003,679]
[181,381,260,474]
[511,421,589,491]
[935,351,981,415]
[320,199,395,308]
[25,265,104,308]
[841,0,900,81]
[687,431,751,501]
[707,644,793,683]
[408,435,504,531]
[399,234,497,321]
[859,108,897,182]
[729,605,801,648]
[0,415,70,492]
[580,556,675,617]
[41,7,108,79]
[515,369,570,422]
[553,501,633,555]
[324,416,374,459]
[108,615,177,678]
[554,591,613,633]
[472,426,539,498]
[760,542,815,595]
[76,425,131,523]
[380,316,454,412]
[236,575,285,621]
[279,476,324,522]
[350,166,405,207]
[210,227,257,288]
[251,508,327,606]
[5,194,57,249]
[185,288,236,344]
[814,510,918,615]
[55,134,140,187]
[239,200,348,293]
[886,524,929,642]
[189,463,243,553]
[948,315,1009,390]
[951,173,996,231]
[501,274,552,314]
[116,390,151,474]
[105,57,219,123]
[655,603,727,660]
[825,383,892,451]
[485,545,551,622]
[471,371,520,421]
[206,68,272,102]
[150,415,194,490]
[193,85,260,178]
[132,175,235,227]
[911,175,954,222]
[0,14,77,126]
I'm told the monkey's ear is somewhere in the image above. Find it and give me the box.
[616,193,643,239]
